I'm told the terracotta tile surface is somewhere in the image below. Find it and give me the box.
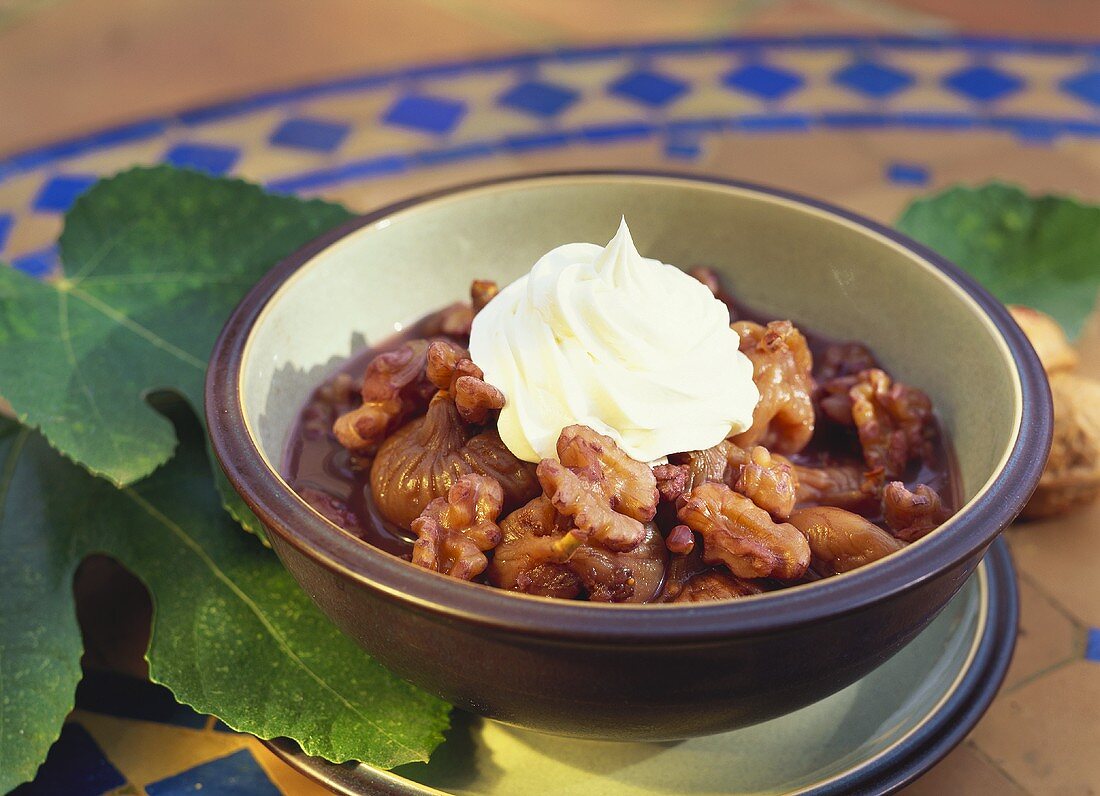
[440,0,748,40]
[1007,506,1100,628]
[971,661,1100,794]
[1002,577,1083,691]
[903,741,1028,796]
[890,0,1100,37]
[739,0,943,34]
[706,131,888,197]
[933,139,1100,200]
[0,0,527,155]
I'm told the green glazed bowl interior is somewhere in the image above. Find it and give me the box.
[223,172,1046,639]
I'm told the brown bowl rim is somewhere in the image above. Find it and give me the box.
[205,170,1051,643]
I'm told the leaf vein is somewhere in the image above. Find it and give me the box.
[0,428,28,525]
[69,221,132,284]
[67,287,205,371]
[122,489,419,757]
[58,293,124,464]
[78,273,257,287]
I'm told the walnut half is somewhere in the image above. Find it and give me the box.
[425,340,504,424]
[735,445,797,520]
[669,569,766,603]
[821,368,933,484]
[332,340,435,454]
[487,496,667,603]
[676,482,810,580]
[883,481,947,542]
[731,320,816,455]
[411,474,504,580]
[537,425,658,556]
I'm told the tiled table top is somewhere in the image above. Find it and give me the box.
[4,2,1100,795]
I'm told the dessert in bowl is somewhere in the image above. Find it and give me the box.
[207,172,1049,740]
[285,218,959,603]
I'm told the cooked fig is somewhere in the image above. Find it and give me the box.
[370,394,539,529]
[788,506,904,575]
[670,440,747,494]
[793,463,876,513]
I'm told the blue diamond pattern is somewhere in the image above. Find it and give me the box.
[32,174,97,213]
[499,80,579,118]
[1087,628,1100,662]
[164,142,241,175]
[664,130,702,160]
[11,246,59,278]
[886,162,930,186]
[1061,69,1100,107]
[0,213,12,251]
[609,69,689,108]
[943,65,1024,101]
[723,63,804,100]
[269,117,351,152]
[833,61,914,99]
[146,749,279,796]
[383,93,467,134]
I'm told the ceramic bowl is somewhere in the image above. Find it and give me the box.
[206,172,1050,741]
[268,540,1020,794]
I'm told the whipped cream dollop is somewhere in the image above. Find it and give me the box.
[469,218,759,464]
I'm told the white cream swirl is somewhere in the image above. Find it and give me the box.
[468,218,759,464]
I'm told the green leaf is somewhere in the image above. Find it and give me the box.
[0,417,81,793]
[897,183,1100,339]
[0,166,352,533]
[0,406,449,793]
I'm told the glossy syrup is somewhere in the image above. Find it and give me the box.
[281,312,457,559]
